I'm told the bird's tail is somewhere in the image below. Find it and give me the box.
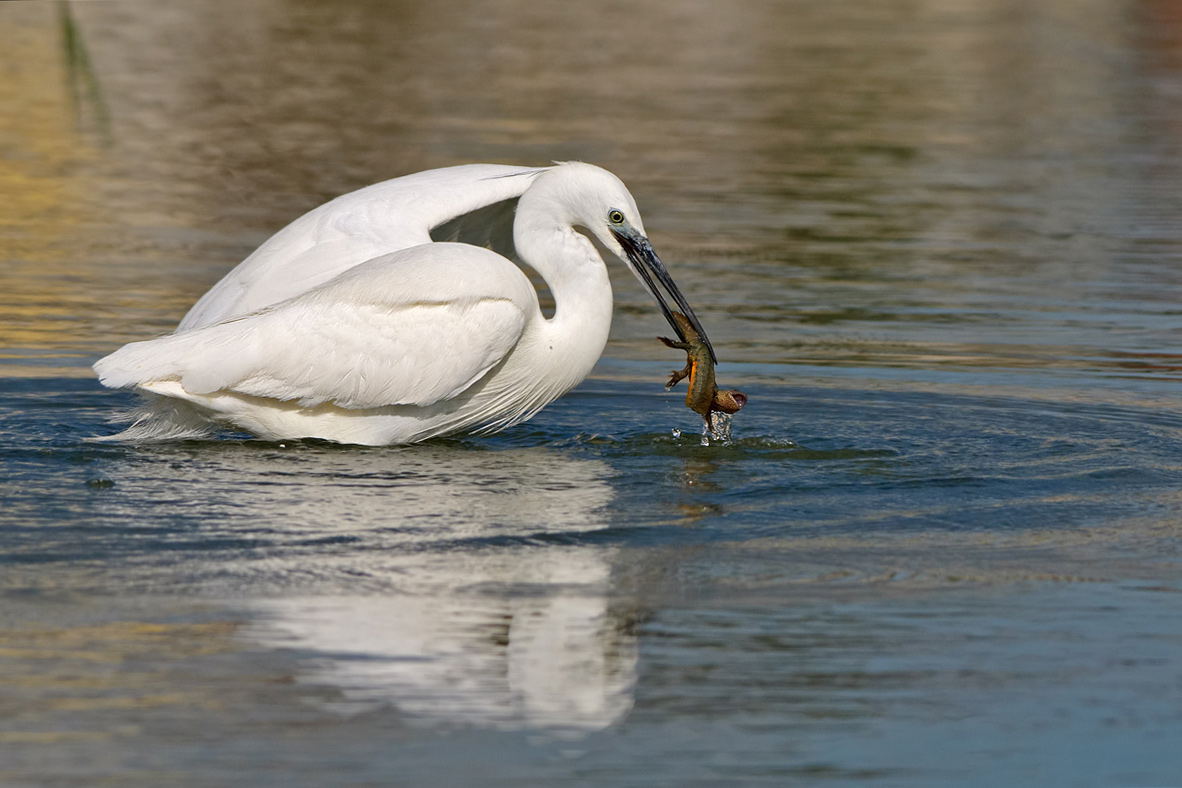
[88,394,219,443]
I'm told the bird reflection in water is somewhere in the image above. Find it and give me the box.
[119,445,648,733]
[251,561,636,733]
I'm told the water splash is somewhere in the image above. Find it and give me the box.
[671,414,737,446]
[704,412,736,444]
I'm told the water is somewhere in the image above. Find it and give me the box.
[3,0,1182,785]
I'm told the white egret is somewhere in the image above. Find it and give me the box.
[94,162,714,445]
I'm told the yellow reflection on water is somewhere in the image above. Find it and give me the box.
[0,4,115,376]
[0,4,99,264]
[0,618,241,742]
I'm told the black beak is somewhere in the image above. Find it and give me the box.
[613,229,716,364]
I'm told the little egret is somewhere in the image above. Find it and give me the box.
[94,162,714,445]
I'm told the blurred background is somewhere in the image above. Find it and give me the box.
[8,0,1182,378]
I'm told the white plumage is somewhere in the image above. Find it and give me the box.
[94,162,711,445]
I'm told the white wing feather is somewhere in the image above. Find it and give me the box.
[97,245,534,410]
[179,164,546,331]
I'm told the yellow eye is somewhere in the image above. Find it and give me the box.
[608,210,625,225]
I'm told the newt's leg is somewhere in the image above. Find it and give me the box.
[659,337,693,389]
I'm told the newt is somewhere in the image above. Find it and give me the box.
[659,311,747,424]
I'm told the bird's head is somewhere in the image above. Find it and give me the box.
[546,162,716,363]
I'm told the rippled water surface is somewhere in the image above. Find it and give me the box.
[3,0,1182,785]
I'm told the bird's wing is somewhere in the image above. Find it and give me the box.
[179,164,546,331]
[97,245,534,410]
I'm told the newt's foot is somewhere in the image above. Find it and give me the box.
[666,365,691,390]
[659,336,693,389]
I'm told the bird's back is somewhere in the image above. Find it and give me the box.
[178,164,546,331]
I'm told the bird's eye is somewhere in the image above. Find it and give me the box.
[608,210,625,225]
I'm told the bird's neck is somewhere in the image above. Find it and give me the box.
[514,218,614,388]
